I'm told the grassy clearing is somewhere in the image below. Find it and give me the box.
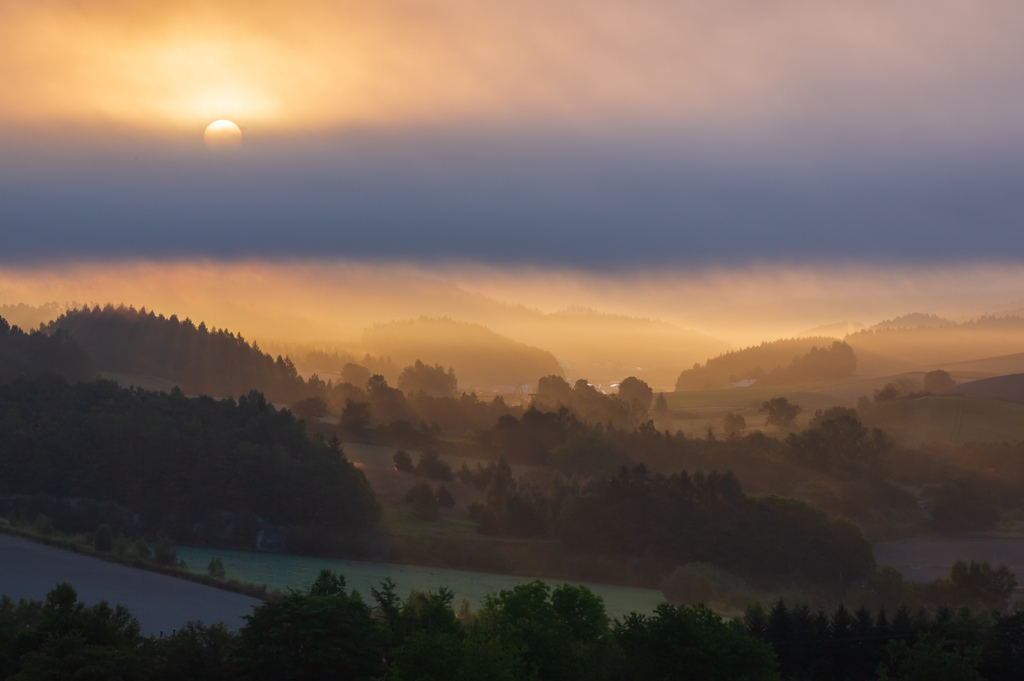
[661,384,851,437]
[382,508,483,541]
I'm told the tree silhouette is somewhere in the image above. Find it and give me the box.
[760,397,802,428]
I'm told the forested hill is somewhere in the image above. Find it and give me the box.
[675,338,855,391]
[0,375,380,546]
[51,305,309,402]
[847,314,1024,372]
[0,315,94,383]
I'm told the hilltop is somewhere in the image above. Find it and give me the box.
[674,337,854,391]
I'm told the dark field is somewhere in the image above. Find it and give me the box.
[0,534,260,635]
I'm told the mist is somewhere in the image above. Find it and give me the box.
[3,258,1024,390]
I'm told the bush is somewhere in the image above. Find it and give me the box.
[94,524,114,552]
[415,449,453,481]
[208,556,226,579]
[405,482,439,521]
[113,533,131,556]
[154,534,178,566]
[393,449,414,473]
[32,513,53,536]
[923,369,955,392]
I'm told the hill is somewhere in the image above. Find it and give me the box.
[0,315,94,383]
[939,373,1024,404]
[859,394,1024,447]
[938,351,1024,377]
[52,305,309,402]
[674,337,854,391]
[846,315,1024,374]
[362,317,564,391]
[867,312,956,331]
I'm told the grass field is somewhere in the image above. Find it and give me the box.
[662,383,852,436]
[175,545,665,619]
[0,534,260,635]
[382,508,483,541]
[861,395,1024,447]
[661,371,1024,446]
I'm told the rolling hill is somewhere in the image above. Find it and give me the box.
[939,373,1024,404]
[860,394,1024,447]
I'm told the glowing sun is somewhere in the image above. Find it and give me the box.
[204,120,242,151]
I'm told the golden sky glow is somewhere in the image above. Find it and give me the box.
[3,1,1024,142]
[2,260,1023,349]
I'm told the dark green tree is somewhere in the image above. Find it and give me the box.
[616,603,780,681]
[207,557,226,580]
[393,449,414,473]
[237,570,383,681]
[405,482,440,521]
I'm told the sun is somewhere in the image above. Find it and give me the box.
[203,120,242,151]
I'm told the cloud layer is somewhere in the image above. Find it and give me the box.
[2,1,1023,268]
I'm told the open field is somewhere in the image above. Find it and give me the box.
[175,545,665,620]
[939,352,1024,377]
[663,368,1024,446]
[942,373,1024,404]
[0,534,260,635]
[861,395,1024,447]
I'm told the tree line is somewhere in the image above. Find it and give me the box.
[0,574,778,680]
[4,571,1022,680]
[0,315,93,384]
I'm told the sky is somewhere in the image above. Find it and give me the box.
[2,1,1024,345]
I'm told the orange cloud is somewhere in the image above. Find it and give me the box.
[2,1,1022,145]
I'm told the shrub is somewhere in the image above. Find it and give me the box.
[32,513,53,536]
[94,524,114,552]
[415,449,453,481]
[154,534,178,566]
[393,449,414,473]
[405,482,439,521]
[208,556,226,579]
